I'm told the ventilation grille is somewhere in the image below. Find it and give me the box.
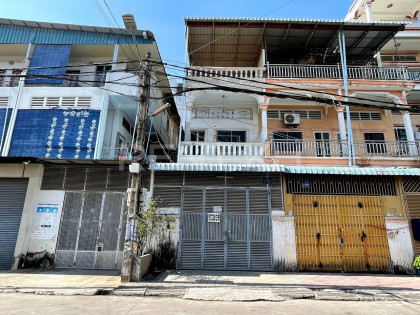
[344,111,381,121]
[286,174,396,196]
[31,96,91,108]
[0,97,9,107]
[267,110,322,120]
[402,176,420,193]
[41,166,129,191]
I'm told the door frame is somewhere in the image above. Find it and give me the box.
[178,186,273,271]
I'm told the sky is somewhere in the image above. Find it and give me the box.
[0,0,355,65]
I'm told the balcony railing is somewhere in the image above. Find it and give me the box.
[409,70,420,81]
[187,67,266,79]
[267,64,410,81]
[186,65,412,81]
[181,142,265,157]
[100,147,130,160]
[270,139,419,158]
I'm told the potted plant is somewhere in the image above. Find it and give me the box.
[414,256,420,275]
[131,199,171,281]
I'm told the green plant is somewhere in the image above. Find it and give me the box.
[414,256,420,270]
[137,199,170,255]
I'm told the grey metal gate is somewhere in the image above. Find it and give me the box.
[0,179,28,269]
[55,191,127,269]
[179,187,272,270]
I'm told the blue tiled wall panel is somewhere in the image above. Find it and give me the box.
[9,109,100,159]
[0,109,12,151]
[26,45,71,84]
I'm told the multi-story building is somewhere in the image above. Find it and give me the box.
[346,0,420,271]
[149,17,419,273]
[0,17,179,270]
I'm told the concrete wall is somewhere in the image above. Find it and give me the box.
[267,105,395,143]
[272,212,297,271]
[385,217,415,274]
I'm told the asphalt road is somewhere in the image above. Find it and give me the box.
[0,293,419,315]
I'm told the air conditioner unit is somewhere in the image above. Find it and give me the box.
[284,113,300,125]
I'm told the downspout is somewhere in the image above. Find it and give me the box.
[94,43,119,159]
[338,30,356,166]
[2,43,32,157]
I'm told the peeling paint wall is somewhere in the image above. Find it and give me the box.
[385,217,415,274]
[15,189,65,269]
[272,211,297,271]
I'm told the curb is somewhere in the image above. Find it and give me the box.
[1,286,419,302]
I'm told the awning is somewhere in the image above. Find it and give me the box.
[149,162,420,176]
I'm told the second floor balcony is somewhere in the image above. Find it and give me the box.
[179,139,420,165]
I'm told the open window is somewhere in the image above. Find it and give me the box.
[216,130,246,143]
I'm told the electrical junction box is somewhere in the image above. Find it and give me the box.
[129,162,141,173]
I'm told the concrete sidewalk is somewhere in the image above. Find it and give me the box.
[1,269,420,302]
[115,270,420,302]
[0,269,120,295]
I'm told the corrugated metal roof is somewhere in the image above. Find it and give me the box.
[0,18,154,45]
[149,163,420,176]
[186,17,407,67]
[185,17,409,26]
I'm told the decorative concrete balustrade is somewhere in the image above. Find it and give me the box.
[187,67,266,79]
[185,65,412,81]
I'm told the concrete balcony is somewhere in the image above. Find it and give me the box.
[179,141,266,164]
[270,139,419,158]
[267,64,411,81]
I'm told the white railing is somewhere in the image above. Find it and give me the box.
[270,139,419,158]
[100,147,131,160]
[187,67,266,79]
[181,142,266,157]
[409,70,420,81]
[267,64,410,81]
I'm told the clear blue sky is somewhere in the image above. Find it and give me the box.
[0,0,355,64]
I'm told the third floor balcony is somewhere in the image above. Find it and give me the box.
[187,64,412,81]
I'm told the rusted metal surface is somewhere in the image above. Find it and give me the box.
[293,195,390,272]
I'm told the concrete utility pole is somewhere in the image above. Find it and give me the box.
[121,52,152,283]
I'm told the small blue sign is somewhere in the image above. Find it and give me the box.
[37,205,59,213]
[263,178,273,185]
[302,183,310,189]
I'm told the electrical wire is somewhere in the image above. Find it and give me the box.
[152,60,410,108]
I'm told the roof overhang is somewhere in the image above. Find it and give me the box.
[150,162,420,176]
[185,17,407,67]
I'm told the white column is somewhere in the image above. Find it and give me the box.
[364,1,382,66]
[337,107,347,142]
[94,43,119,159]
[403,111,418,156]
[261,107,268,142]
[184,106,192,142]
[2,43,32,156]
[364,1,374,22]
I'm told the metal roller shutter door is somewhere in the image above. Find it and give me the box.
[0,179,28,269]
